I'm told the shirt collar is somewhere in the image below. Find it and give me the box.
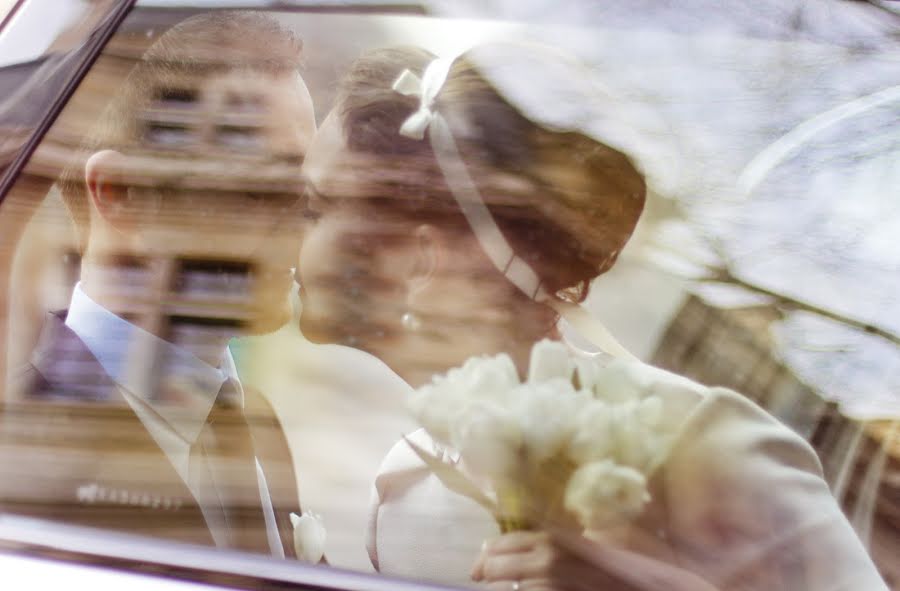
[65,283,241,443]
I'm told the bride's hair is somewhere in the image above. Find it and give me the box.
[334,45,646,303]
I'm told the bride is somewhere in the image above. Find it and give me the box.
[295,45,886,590]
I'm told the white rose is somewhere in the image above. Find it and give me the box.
[290,511,326,563]
[563,460,650,530]
[451,400,522,478]
[567,400,615,464]
[527,339,574,384]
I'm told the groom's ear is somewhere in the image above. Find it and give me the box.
[405,223,441,297]
[85,150,131,228]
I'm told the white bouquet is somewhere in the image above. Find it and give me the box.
[406,340,679,532]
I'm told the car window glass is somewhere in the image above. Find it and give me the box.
[0,3,897,589]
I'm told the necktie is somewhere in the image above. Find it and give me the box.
[190,378,271,552]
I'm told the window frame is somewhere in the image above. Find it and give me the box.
[0,0,135,194]
[0,514,456,590]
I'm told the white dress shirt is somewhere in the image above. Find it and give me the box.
[65,283,284,557]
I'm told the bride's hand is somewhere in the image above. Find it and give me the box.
[470,530,718,591]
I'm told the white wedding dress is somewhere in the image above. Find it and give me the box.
[365,361,887,590]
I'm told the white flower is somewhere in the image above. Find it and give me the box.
[513,379,582,462]
[450,400,523,477]
[290,511,326,563]
[408,384,467,446]
[611,396,669,472]
[435,354,512,392]
[564,460,650,530]
[408,341,683,534]
[567,400,615,464]
[636,395,663,426]
[573,356,603,392]
[466,353,521,402]
[409,353,520,445]
[444,353,521,398]
[591,359,653,404]
[527,339,574,384]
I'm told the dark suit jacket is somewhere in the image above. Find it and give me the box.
[0,312,300,557]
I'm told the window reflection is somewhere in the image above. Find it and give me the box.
[0,4,896,591]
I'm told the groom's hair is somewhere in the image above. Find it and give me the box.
[335,46,646,303]
[58,11,304,251]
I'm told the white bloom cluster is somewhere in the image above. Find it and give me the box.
[564,460,649,530]
[408,339,679,531]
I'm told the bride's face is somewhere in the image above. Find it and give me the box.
[297,112,409,355]
[297,110,561,384]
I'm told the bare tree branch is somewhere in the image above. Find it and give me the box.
[705,265,900,347]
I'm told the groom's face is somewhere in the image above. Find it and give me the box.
[182,70,315,334]
[92,69,316,334]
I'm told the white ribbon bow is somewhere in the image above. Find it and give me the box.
[392,56,455,139]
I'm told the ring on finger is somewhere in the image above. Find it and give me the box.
[511,582,520,591]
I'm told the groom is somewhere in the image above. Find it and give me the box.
[1,12,316,557]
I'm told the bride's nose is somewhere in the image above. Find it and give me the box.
[301,183,329,221]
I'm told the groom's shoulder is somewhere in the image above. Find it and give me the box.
[7,310,118,402]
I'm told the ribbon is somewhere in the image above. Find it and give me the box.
[392,56,455,139]
[391,57,635,361]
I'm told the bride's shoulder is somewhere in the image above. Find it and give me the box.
[373,429,435,489]
[380,428,434,466]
